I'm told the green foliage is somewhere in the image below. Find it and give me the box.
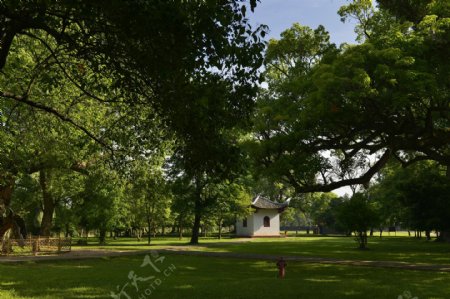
[125,158,172,242]
[80,166,125,240]
[1,1,269,240]
[309,193,343,231]
[248,23,337,193]
[337,193,380,248]
[250,0,450,195]
[371,161,450,234]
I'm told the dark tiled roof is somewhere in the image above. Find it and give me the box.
[251,196,290,209]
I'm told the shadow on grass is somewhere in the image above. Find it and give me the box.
[1,254,450,299]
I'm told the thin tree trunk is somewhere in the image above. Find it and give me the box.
[39,170,55,237]
[178,215,183,240]
[437,166,450,242]
[99,228,106,245]
[218,219,223,240]
[147,217,152,245]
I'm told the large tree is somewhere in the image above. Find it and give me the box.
[1,1,267,239]
[0,33,113,238]
[250,0,449,195]
[0,0,266,148]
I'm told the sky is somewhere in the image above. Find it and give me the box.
[248,0,357,197]
[248,0,358,45]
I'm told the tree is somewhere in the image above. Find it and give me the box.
[371,161,450,240]
[205,182,251,239]
[126,159,172,244]
[250,1,449,196]
[0,1,267,153]
[81,166,126,244]
[337,192,380,249]
[1,1,267,241]
[308,193,342,234]
[0,33,110,237]
[170,179,195,240]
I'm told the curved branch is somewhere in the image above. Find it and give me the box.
[0,24,19,70]
[0,90,112,151]
[22,32,111,103]
[291,149,392,193]
[392,152,432,168]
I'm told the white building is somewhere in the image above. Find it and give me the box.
[236,196,290,237]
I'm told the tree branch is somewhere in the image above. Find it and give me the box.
[291,149,392,193]
[0,90,112,151]
[392,152,432,168]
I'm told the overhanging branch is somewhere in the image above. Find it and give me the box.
[291,149,392,193]
[0,90,111,151]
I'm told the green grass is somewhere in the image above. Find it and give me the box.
[1,253,449,299]
[74,235,450,265]
[200,236,450,264]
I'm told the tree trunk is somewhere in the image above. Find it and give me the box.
[147,217,152,245]
[190,211,201,244]
[178,216,183,240]
[438,231,450,242]
[65,224,71,238]
[437,167,450,242]
[0,175,14,207]
[0,174,15,239]
[218,219,223,240]
[0,214,14,240]
[358,231,368,250]
[190,185,203,245]
[99,228,106,245]
[39,170,55,236]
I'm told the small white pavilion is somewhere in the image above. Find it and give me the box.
[236,196,290,237]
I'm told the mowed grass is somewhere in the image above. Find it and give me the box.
[74,234,450,265]
[1,253,450,299]
[202,236,450,265]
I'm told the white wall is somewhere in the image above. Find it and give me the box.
[252,209,280,236]
[236,209,281,237]
[236,214,254,237]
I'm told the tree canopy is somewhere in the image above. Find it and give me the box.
[250,0,449,194]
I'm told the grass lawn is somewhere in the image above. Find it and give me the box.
[74,234,450,265]
[1,253,449,299]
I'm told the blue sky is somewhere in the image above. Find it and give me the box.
[248,0,358,45]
